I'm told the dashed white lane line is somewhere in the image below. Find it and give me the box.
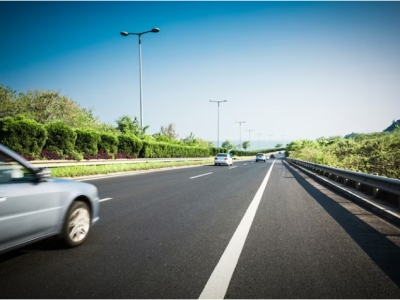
[243,163,248,166]
[199,160,275,299]
[228,166,237,169]
[251,162,254,164]
[99,198,113,203]
[190,172,213,179]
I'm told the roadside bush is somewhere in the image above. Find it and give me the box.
[75,129,101,156]
[0,116,47,156]
[117,134,143,157]
[98,132,118,155]
[45,122,76,154]
[140,141,210,158]
[210,147,227,156]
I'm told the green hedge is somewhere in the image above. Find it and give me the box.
[118,134,143,157]
[98,132,118,154]
[45,121,77,154]
[75,129,101,156]
[210,147,228,156]
[140,141,210,158]
[231,147,286,156]
[0,116,47,156]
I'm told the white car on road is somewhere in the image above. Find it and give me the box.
[214,153,233,166]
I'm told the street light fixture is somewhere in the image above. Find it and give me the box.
[246,129,254,150]
[120,27,160,128]
[210,100,227,148]
[235,121,245,150]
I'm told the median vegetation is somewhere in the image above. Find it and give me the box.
[49,160,213,178]
[285,129,400,179]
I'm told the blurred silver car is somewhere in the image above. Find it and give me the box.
[214,153,233,166]
[256,153,266,162]
[0,144,100,253]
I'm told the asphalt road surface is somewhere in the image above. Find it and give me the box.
[1,155,400,298]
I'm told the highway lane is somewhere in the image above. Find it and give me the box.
[0,158,272,298]
[1,157,400,298]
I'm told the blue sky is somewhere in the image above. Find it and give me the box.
[1,1,399,147]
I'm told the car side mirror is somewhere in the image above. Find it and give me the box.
[35,168,52,180]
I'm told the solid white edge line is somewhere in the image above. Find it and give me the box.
[199,160,275,299]
[99,198,113,202]
[190,172,213,179]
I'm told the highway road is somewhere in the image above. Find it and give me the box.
[1,155,400,298]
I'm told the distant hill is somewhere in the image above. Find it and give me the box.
[383,119,400,132]
[344,132,360,139]
[344,119,399,139]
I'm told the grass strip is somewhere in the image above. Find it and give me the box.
[50,160,213,178]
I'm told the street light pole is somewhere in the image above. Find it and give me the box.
[120,28,160,128]
[235,121,245,150]
[210,100,227,148]
[246,129,254,150]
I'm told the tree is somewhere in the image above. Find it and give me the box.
[115,115,149,137]
[221,140,235,150]
[0,86,100,128]
[182,132,196,145]
[0,85,18,118]
[242,141,250,150]
[275,143,283,148]
[159,123,179,140]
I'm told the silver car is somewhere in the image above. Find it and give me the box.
[256,153,266,162]
[0,144,100,253]
[214,153,233,166]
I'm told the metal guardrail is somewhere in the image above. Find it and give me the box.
[28,151,281,168]
[29,157,213,168]
[286,158,400,202]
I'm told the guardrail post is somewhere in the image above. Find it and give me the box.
[356,182,361,191]
[335,175,339,182]
[344,179,348,186]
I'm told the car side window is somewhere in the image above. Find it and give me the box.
[0,152,35,184]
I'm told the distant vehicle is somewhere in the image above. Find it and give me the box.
[270,154,276,159]
[0,143,100,254]
[214,153,233,166]
[256,153,266,162]
[279,151,282,154]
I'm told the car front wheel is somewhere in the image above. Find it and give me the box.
[62,201,91,248]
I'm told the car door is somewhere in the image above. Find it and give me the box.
[0,152,63,252]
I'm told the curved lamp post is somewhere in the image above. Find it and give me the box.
[120,28,160,128]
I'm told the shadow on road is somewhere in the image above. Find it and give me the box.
[0,238,67,264]
[283,161,400,288]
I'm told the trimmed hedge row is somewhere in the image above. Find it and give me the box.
[0,116,273,160]
[141,141,211,158]
[230,147,286,156]
[0,116,47,156]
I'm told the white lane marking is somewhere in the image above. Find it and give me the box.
[251,162,254,164]
[243,163,248,165]
[99,198,113,203]
[190,172,213,179]
[199,160,275,299]
[228,166,237,169]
